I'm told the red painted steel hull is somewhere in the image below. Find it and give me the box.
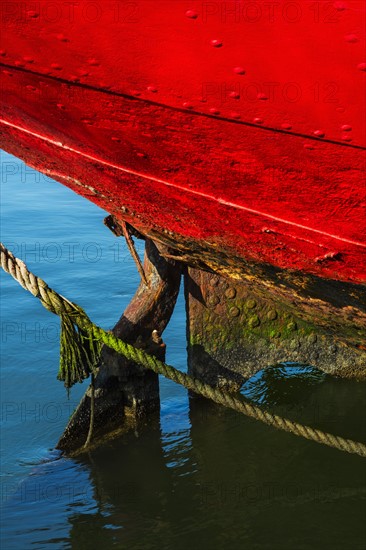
[0,0,365,285]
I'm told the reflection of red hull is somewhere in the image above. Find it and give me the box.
[0,1,365,285]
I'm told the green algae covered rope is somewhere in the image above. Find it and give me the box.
[0,243,100,389]
[59,308,101,389]
[1,242,366,458]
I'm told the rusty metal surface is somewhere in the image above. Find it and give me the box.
[185,268,366,383]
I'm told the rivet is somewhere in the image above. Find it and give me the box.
[281,123,292,130]
[313,130,325,138]
[233,66,245,75]
[333,1,347,11]
[257,93,268,100]
[246,299,256,309]
[253,117,264,124]
[185,9,198,19]
[345,34,358,43]
[340,124,352,131]
[210,39,223,48]
[229,306,240,317]
[248,315,260,328]
[51,63,62,70]
[209,107,220,115]
[147,85,158,93]
[228,91,240,99]
[57,33,69,42]
[230,111,241,119]
[207,295,220,308]
[225,288,236,299]
[357,62,366,72]
[267,310,278,321]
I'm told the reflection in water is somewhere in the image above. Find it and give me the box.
[160,398,197,475]
[1,366,366,550]
[241,363,327,406]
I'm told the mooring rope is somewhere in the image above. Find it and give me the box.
[1,242,366,458]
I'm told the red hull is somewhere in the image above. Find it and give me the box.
[0,0,365,285]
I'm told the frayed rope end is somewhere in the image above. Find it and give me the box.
[57,311,101,391]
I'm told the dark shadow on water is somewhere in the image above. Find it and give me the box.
[1,365,366,550]
[241,363,327,407]
[241,363,366,441]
